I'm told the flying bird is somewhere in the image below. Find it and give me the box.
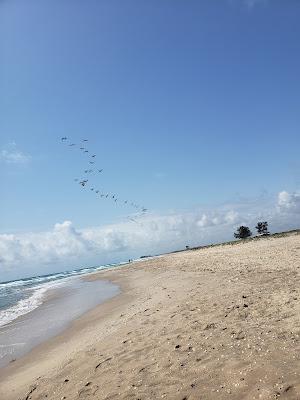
[60,136,148,214]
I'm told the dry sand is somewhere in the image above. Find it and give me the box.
[0,233,300,400]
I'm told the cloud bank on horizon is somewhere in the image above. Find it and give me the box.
[0,190,299,280]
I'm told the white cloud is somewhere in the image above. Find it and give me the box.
[0,190,299,278]
[0,142,31,164]
[277,190,300,213]
[196,210,239,228]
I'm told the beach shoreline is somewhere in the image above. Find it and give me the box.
[0,262,139,398]
[1,233,300,399]
[0,277,120,368]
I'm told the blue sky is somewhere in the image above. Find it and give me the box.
[1,0,300,279]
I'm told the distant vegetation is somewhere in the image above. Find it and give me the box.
[177,228,300,256]
[234,221,270,240]
[234,226,252,239]
[255,221,270,236]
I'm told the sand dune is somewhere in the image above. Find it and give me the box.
[1,233,300,399]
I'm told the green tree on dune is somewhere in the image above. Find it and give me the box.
[234,226,252,239]
[255,221,270,236]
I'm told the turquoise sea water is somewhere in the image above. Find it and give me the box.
[0,262,125,328]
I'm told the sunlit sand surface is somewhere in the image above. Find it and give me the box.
[0,232,299,400]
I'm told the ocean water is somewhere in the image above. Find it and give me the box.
[0,263,124,367]
[0,262,124,328]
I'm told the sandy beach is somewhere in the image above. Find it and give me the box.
[0,232,300,400]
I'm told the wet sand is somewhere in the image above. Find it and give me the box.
[0,278,119,368]
[0,232,300,400]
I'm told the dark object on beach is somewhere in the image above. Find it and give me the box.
[140,255,151,259]
[186,245,190,250]
[234,226,252,239]
[255,221,270,236]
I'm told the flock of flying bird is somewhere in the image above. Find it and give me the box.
[60,137,147,223]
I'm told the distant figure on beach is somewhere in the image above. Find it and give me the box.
[186,245,190,250]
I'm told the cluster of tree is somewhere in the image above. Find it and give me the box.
[234,221,270,240]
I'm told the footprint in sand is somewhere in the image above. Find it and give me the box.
[78,383,99,397]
